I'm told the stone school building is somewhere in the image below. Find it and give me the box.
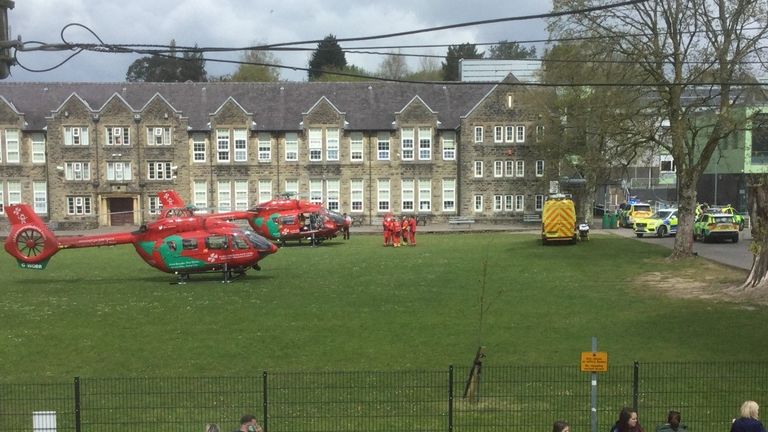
[0,79,552,229]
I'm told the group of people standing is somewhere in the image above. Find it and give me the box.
[552,400,765,432]
[382,214,417,247]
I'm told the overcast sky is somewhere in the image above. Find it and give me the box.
[6,0,553,83]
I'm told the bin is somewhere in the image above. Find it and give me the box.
[609,213,618,229]
[602,213,611,229]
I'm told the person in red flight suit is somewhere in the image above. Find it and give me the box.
[382,213,392,246]
[401,216,410,246]
[408,215,417,246]
[392,215,402,247]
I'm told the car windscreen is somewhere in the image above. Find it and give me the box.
[654,211,673,219]
[634,205,651,212]
[713,216,734,224]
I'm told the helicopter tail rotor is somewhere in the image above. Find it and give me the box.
[4,204,60,269]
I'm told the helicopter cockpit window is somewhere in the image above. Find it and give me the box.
[243,230,274,251]
[205,235,228,250]
[280,216,296,225]
[182,239,198,250]
[232,235,249,250]
[167,240,178,252]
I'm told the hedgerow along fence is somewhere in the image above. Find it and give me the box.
[1,362,766,432]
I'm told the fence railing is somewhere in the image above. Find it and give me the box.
[1,362,766,432]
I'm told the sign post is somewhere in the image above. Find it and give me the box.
[581,337,608,432]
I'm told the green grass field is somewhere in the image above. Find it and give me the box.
[1,232,766,381]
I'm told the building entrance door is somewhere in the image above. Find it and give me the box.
[109,197,134,225]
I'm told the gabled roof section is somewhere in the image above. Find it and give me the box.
[97,92,134,112]
[140,92,181,114]
[303,96,345,116]
[0,95,21,115]
[210,96,252,117]
[395,95,437,115]
[50,92,93,117]
[461,84,502,119]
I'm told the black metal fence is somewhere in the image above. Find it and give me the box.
[1,362,766,432]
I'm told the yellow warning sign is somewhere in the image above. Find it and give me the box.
[580,351,608,372]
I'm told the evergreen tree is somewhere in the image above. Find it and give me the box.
[441,43,483,81]
[486,41,537,60]
[308,34,347,81]
[125,41,207,82]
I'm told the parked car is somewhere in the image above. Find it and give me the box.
[706,205,745,231]
[619,202,653,228]
[633,209,678,238]
[693,213,740,243]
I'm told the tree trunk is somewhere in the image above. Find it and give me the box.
[670,171,698,259]
[740,174,768,291]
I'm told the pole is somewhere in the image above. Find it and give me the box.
[591,336,598,432]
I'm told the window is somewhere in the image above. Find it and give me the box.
[377,132,390,160]
[192,135,206,163]
[309,179,323,204]
[377,179,390,212]
[474,195,483,212]
[193,180,208,212]
[474,126,483,143]
[67,196,92,215]
[147,127,171,146]
[494,161,503,177]
[516,160,525,177]
[285,132,298,161]
[64,127,89,146]
[536,125,545,142]
[148,162,172,180]
[258,133,271,162]
[536,160,545,177]
[234,129,248,162]
[507,93,514,108]
[418,127,432,160]
[308,128,322,161]
[32,133,46,164]
[216,129,230,162]
[65,162,91,181]
[107,162,132,181]
[105,127,129,146]
[0,184,4,213]
[535,195,544,211]
[515,195,525,212]
[182,239,198,250]
[474,161,483,177]
[442,132,455,160]
[401,179,415,212]
[258,180,272,204]
[217,180,232,211]
[326,128,339,161]
[205,236,228,250]
[505,195,514,211]
[284,179,299,196]
[494,195,503,211]
[235,180,249,210]
[660,155,676,173]
[350,179,364,212]
[350,132,363,162]
[442,179,456,212]
[418,179,431,211]
[505,126,515,143]
[494,126,503,143]
[7,181,20,205]
[32,182,48,214]
[5,129,19,163]
[326,179,340,212]
[505,160,515,177]
[516,126,526,143]
[148,196,161,215]
[401,128,414,160]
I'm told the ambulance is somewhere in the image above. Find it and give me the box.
[541,194,578,245]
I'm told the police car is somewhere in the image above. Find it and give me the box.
[633,208,678,238]
[693,213,740,243]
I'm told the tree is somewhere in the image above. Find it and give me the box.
[549,0,768,264]
[405,56,442,81]
[308,34,347,81]
[486,40,537,60]
[377,50,409,80]
[229,44,281,82]
[441,43,484,81]
[312,65,374,82]
[126,40,207,82]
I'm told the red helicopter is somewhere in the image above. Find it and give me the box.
[3,203,278,283]
[157,190,349,246]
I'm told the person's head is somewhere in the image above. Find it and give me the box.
[667,410,681,429]
[205,424,220,432]
[239,415,261,432]
[552,420,571,432]
[618,407,639,430]
[740,400,760,420]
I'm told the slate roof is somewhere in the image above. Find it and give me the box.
[0,81,497,132]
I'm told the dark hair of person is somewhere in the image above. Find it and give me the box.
[667,410,681,427]
[240,414,256,425]
[552,420,570,432]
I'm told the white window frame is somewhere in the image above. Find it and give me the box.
[0,184,4,213]
[494,160,503,177]
[401,179,415,212]
[7,181,21,205]
[418,179,431,212]
[285,133,298,161]
[67,196,92,215]
[192,135,206,163]
[284,179,299,196]
[494,195,503,212]
[33,181,47,214]
[233,129,248,162]
[660,154,676,173]
[377,133,390,160]
[326,179,340,212]
[309,179,324,204]
[326,128,339,161]
[442,179,456,212]
[535,194,545,211]
[505,195,514,211]
[147,127,171,146]
[148,161,172,180]
[107,162,132,181]
[536,160,545,177]
[194,180,208,212]
[64,127,89,146]
[108,126,130,146]
[418,127,432,160]
[536,125,545,142]
[216,129,230,162]
[474,161,483,178]
[516,125,526,143]
[148,196,161,215]
[516,160,525,177]
[515,195,525,212]
[308,128,323,161]
[350,132,364,162]
[400,127,415,161]
[377,179,390,212]
[258,133,271,162]
[217,180,232,212]
[65,162,91,181]
[235,180,249,210]
[5,129,20,163]
[505,126,515,143]
[474,126,483,143]
[258,179,273,204]
[505,160,515,177]
[442,132,455,160]
[473,194,483,212]
[350,179,364,213]
[494,126,503,143]
[31,133,46,164]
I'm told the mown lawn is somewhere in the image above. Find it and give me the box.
[0,232,765,381]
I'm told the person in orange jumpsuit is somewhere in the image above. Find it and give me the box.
[408,215,417,246]
[401,216,410,245]
[392,215,402,247]
[382,213,392,246]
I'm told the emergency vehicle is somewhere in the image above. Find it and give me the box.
[541,194,578,245]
